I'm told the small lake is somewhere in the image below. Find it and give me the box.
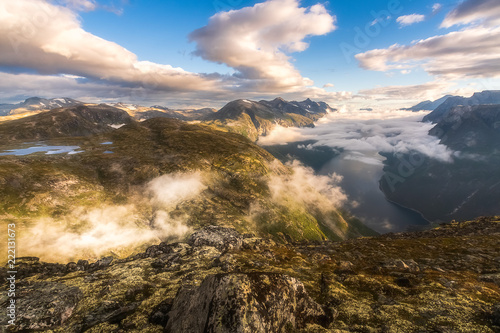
[0,145,83,156]
[264,142,430,233]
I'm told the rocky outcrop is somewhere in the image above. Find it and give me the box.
[164,273,328,333]
[188,225,244,251]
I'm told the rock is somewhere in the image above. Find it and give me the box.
[188,226,243,251]
[76,259,89,270]
[381,259,420,273]
[79,301,140,332]
[0,282,82,331]
[164,273,329,332]
[88,256,113,272]
[394,277,413,288]
[149,299,174,326]
[66,262,77,272]
[479,273,500,286]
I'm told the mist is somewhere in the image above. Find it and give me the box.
[18,172,207,263]
[268,160,347,210]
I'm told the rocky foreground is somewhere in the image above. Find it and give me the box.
[1,217,500,332]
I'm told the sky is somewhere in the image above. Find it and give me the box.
[1,0,500,108]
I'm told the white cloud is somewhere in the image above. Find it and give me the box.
[396,14,425,27]
[432,3,442,14]
[57,0,97,11]
[358,80,455,101]
[259,109,454,162]
[323,83,335,88]
[0,0,346,106]
[0,0,216,93]
[189,0,336,92]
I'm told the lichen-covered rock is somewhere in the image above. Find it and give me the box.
[188,225,243,251]
[0,282,81,331]
[164,273,329,333]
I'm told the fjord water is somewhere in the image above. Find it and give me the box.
[319,151,430,233]
[265,142,430,233]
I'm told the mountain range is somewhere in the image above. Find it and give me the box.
[400,94,452,112]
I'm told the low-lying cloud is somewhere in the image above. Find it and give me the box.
[259,109,453,162]
[18,172,206,262]
[268,160,347,209]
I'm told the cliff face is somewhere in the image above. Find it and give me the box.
[2,217,499,332]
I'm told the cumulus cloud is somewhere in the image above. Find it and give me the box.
[259,109,454,162]
[0,0,217,93]
[0,0,346,106]
[356,26,500,78]
[396,14,425,27]
[18,172,206,262]
[189,0,336,92]
[356,0,500,80]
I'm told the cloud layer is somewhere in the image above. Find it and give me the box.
[259,109,453,162]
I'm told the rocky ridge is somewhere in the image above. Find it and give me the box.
[1,216,499,332]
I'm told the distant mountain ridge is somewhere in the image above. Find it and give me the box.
[423,90,500,123]
[0,97,82,116]
[401,95,452,112]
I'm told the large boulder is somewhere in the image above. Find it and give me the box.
[164,273,328,333]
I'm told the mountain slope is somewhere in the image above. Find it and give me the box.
[111,103,217,121]
[423,90,500,123]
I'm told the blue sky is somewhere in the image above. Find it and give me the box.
[0,0,499,108]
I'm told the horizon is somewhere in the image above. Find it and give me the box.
[1,0,500,109]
